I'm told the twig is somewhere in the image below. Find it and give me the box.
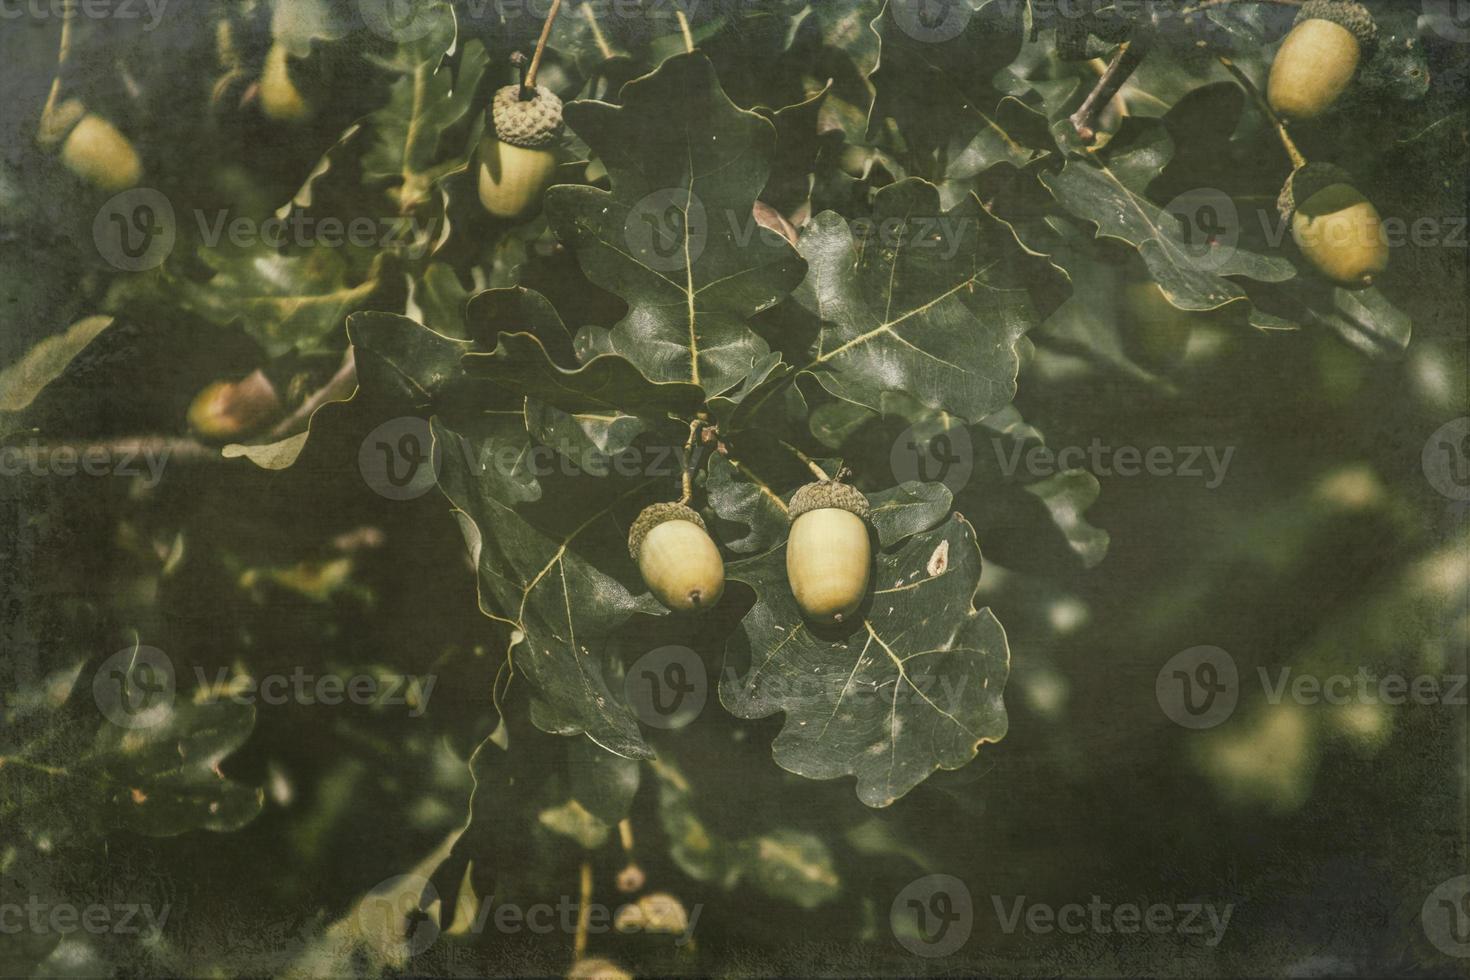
[523,0,563,95]
[778,440,831,482]
[573,860,592,962]
[264,350,357,441]
[1070,38,1150,145]
[2,436,219,474]
[1177,0,1302,17]
[581,3,614,61]
[40,0,74,126]
[1218,55,1306,170]
[675,9,695,53]
[677,419,703,505]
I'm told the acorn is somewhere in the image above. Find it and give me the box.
[1279,163,1388,288]
[628,503,725,613]
[478,84,562,220]
[1267,0,1376,121]
[785,481,871,627]
[40,99,141,192]
[260,42,312,122]
[187,370,284,442]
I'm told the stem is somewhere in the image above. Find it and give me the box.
[675,9,695,53]
[523,0,563,95]
[1218,55,1306,170]
[677,420,702,505]
[264,350,357,441]
[3,437,218,471]
[778,440,831,482]
[39,0,75,136]
[581,3,614,60]
[1177,0,1302,17]
[618,818,634,854]
[1070,38,1149,145]
[573,860,592,962]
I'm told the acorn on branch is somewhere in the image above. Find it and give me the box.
[785,481,871,627]
[628,503,725,613]
[1267,0,1376,121]
[1278,163,1388,289]
[187,369,284,442]
[260,42,312,122]
[478,83,562,220]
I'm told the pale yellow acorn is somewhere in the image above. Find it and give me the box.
[629,503,725,613]
[47,101,142,192]
[478,84,562,220]
[1267,0,1376,121]
[786,481,871,626]
[1279,164,1388,289]
[260,42,312,122]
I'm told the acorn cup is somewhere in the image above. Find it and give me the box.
[1279,163,1388,289]
[629,503,725,613]
[478,83,562,220]
[1267,0,1376,121]
[39,98,142,193]
[785,481,872,627]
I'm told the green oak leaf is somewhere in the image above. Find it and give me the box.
[722,515,1008,806]
[434,414,666,758]
[360,7,489,215]
[546,53,807,396]
[772,178,1062,424]
[867,481,952,548]
[2,650,262,845]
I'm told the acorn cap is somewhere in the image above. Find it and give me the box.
[788,481,870,523]
[1278,162,1355,221]
[628,502,706,559]
[491,84,563,149]
[1296,0,1376,48]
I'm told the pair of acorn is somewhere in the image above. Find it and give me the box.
[629,482,872,626]
[1267,0,1387,289]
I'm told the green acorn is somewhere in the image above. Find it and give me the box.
[1267,0,1376,121]
[785,481,871,626]
[478,84,562,220]
[1279,163,1388,289]
[40,99,141,192]
[629,503,725,613]
[187,370,283,442]
[260,42,312,122]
